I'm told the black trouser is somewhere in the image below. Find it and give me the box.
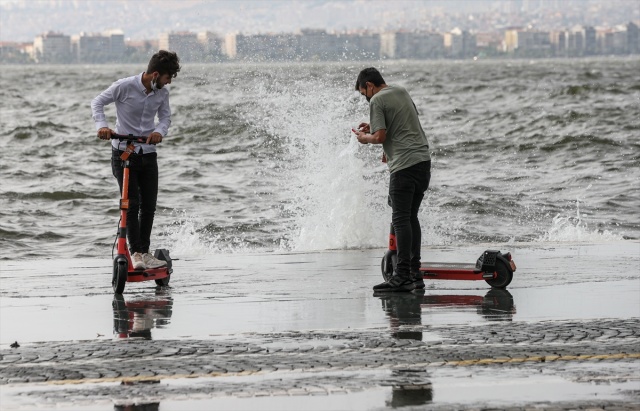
[112,149,158,254]
[389,161,431,278]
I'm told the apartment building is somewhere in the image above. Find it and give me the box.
[33,31,71,63]
[159,32,200,61]
[72,31,125,63]
[197,31,223,61]
[444,28,477,58]
[381,31,444,59]
[504,27,552,56]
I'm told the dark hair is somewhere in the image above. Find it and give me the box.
[355,67,385,90]
[148,50,181,78]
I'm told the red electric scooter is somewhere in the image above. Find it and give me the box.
[381,224,516,289]
[110,134,173,294]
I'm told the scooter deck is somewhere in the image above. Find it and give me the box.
[127,267,170,282]
[421,262,478,270]
[420,262,484,281]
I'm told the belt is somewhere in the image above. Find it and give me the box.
[112,146,153,155]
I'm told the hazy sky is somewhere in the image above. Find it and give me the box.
[1,0,638,42]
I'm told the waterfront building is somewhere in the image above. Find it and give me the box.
[504,27,552,57]
[197,31,223,61]
[381,31,444,59]
[159,32,201,61]
[337,31,380,60]
[228,32,298,61]
[33,31,71,63]
[0,41,33,63]
[297,29,341,61]
[71,31,125,63]
[444,28,476,58]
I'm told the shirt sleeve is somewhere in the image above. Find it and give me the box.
[154,92,171,136]
[369,97,386,134]
[91,81,118,131]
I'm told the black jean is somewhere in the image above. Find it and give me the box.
[389,160,431,278]
[112,149,159,254]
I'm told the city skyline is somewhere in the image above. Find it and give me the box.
[1,0,639,43]
[8,19,636,65]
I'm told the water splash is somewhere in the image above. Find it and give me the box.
[242,70,391,251]
[537,199,622,242]
[158,210,255,256]
[238,67,466,251]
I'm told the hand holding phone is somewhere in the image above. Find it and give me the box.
[357,123,370,133]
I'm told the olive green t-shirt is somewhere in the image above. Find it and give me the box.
[369,85,431,173]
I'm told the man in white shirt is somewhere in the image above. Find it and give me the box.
[91,50,181,270]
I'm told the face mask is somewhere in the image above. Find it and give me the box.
[151,75,158,92]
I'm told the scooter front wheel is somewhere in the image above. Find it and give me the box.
[112,260,127,294]
[484,259,513,289]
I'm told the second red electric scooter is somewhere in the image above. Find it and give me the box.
[381,224,516,289]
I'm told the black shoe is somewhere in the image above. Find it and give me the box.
[373,275,416,292]
[412,269,425,289]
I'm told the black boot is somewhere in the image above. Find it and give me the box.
[373,274,416,292]
[412,269,425,289]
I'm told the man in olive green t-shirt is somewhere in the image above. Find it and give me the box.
[354,67,432,292]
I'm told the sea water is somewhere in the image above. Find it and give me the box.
[0,58,638,260]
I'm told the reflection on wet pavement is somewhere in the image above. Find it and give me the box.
[112,291,173,340]
[385,369,433,408]
[114,402,159,411]
[378,289,516,340]
[0,243,638,410]
[378,293,423,340]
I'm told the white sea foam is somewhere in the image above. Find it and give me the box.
[158,210,254,256]
[536,200,623,243]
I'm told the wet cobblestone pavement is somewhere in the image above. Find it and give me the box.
[2,317,639,409]
[2,245,639,409]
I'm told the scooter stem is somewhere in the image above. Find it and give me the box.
[118,154,133,271]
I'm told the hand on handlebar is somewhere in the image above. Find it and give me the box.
[97,127,114,140]
[146,132,163,145]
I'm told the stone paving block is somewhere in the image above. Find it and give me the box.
[1,318,639,408]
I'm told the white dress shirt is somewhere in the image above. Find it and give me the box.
[91,72,171,153]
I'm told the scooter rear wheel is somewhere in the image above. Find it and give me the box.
[381,251,396,282]
[484,259,513,289]
[112,261,127,294]
[154,249,171,287]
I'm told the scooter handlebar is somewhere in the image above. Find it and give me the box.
[110,133,147,143]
